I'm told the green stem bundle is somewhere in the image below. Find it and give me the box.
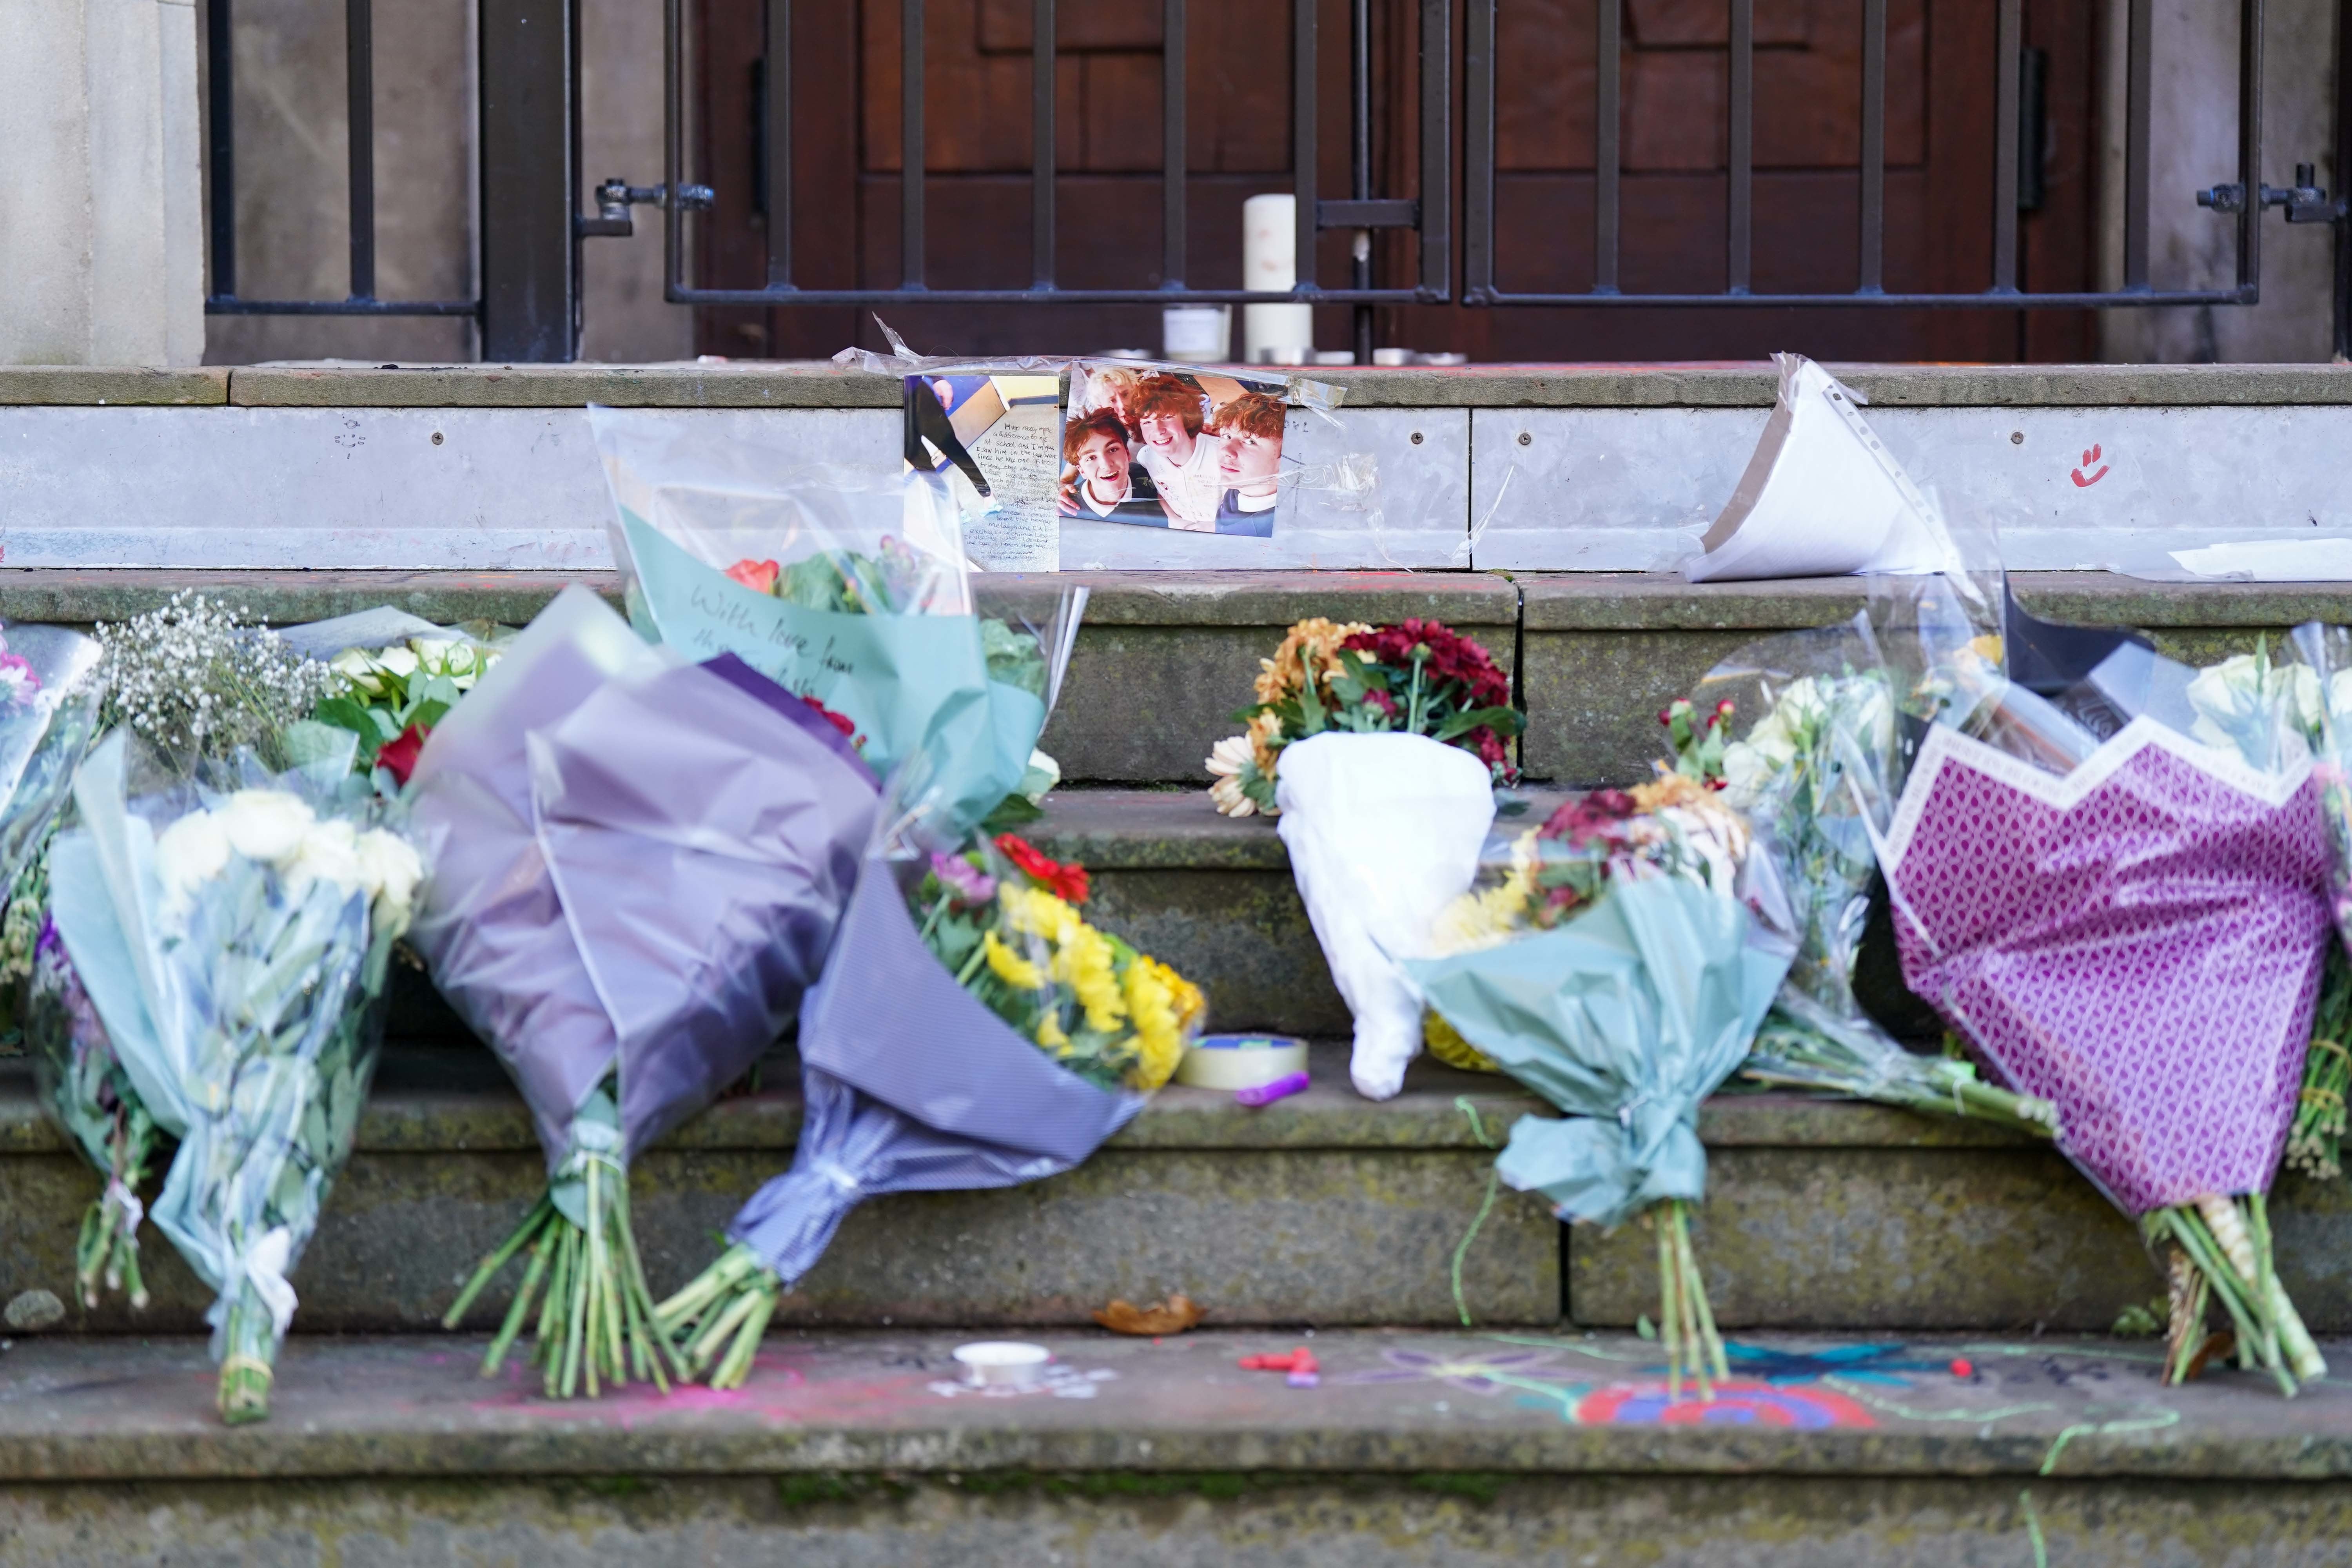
[73,1105,158,1311]
[443,1156,675,1399]
[2287,949,2352,1180]
[2145,1193,2325,1397]
[1650,1200,1727,1403]
[652,1241,782,1391]
[1743,1007,2060,1139]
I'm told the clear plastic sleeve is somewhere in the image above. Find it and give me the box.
[589,404,1083,839]
[43,729,418,1422]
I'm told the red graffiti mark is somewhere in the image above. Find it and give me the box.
[2070,444,2109,488]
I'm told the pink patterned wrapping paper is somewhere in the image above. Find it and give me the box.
[1885,720,2332,1215]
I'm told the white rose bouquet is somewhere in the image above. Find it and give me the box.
[41,731,421,1423]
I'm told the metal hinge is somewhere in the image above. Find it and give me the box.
[2197,163,2346,223]
[577,178,717,240]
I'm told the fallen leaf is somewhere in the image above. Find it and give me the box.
[1094,1294,1205,1336]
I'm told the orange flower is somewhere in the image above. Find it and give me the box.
[725,558,781,594]
[1252,617,1372,706]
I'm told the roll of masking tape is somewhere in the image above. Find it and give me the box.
[1176,1034,1310,1091]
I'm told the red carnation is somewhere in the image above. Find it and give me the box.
[995,833,1091,905]
[376,722,428,788]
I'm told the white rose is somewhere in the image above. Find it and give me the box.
[410,638,456,677]
[376,646,421,679]
[287,818,365,902]
[2330,670,2352,725]
[154,809,232,899]
[330,647,385,697]
[1720,740,1775,809]
[216,790,317,866]
[1773,677,1826,738]
[443,644,478,676]
[354,828,424,933]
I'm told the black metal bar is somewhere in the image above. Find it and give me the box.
[481,0,577,358]
[346,0,375,298]
[1294,0,1317,295]
[2235,0,2263,295]
[1032,0,1054,288]
[1993,0,2020,291]
[2123,0,2152,288]
[1417,0,1449,301]
[766,0,791,287]
[1858,0,1884,291]
[1463,0,1493,302]
[1596,0,1620,292]
[1320,198,1418,227]
[673,285,1449,306]
[1163,0,1186,288]
[664,0,684,299]
[1728,0,1752,293]
[667,283,2259,308]
[902,0,924,287]
[1350,0,1372,360]
[2337,0,2350,359]
[205,298,481,316]
[207,0,236,299]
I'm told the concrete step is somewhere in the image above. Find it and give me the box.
[7,569,2352,786]
[3,1327,2348,1565]
[11,785,2352,1338]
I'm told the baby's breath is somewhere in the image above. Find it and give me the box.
[94,592,335,764]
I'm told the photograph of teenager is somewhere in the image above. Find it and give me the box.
[1057,410,1165,521]
[1207,390,1286,536]
[1128,374,1223,530]
[1069,364,1145,438]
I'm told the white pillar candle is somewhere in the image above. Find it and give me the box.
[1242,193,1315,364]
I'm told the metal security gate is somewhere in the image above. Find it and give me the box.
[199,0,2352,361]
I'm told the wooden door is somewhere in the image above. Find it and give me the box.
[691,0,2101,363]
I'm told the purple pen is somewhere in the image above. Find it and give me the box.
[1234,1071,1310,1108]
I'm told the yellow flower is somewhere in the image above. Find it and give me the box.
[1058,923,1126,1035]
[1036,1011,1070,1051]
[983,929,1043,992]
[1123,957,1185,1091]
[1247,709,1288,780]
[1431,829,1540,955]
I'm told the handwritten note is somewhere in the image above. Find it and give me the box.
[949,403,1061,573]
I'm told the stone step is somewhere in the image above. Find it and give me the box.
[11,784,2352,1338]
[7,568,2350,786]
[2,1327,2348,1566]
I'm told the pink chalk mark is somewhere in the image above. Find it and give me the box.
[2070,443,2109,488]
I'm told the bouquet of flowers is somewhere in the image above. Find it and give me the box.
[1884,684,2333,1395]
[409,587,883,1398]
[1407,777,1793,1399]
[39,731,421,1422]
[1665,618,2059,1138]
[655,807,1205,1390]
[1200,617,1521,1100]
[1203,616,1520,818]
[303,619,509,792]
[589,406,1082,834]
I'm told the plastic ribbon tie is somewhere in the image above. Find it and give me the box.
[229,1226,299,1339]
[809,1158,862,1195]
[103,1178,144,1238]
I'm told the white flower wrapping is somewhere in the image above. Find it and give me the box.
[1274,731,1498,1100]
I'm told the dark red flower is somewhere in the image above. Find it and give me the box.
[1541,789,1636,849]
[995,832,1091,905]
[377,722,428,788]
[802,693,861,745]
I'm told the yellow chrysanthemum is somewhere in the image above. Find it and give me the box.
[1123,957,1186,1091]
[1430,829,1541,955]
[983,929,1043,991]
[1036,1010,1070,1051]
[1059,923,1127,1035]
